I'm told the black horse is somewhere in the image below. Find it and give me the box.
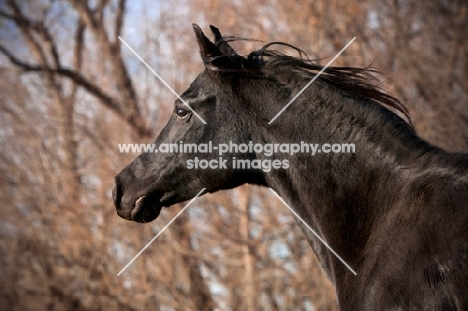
[113,25,468,310]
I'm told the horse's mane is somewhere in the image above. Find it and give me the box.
[205,37,412,127]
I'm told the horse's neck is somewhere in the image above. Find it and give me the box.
[259,92,437,281]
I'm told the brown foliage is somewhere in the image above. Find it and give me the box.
[0,0,466,310]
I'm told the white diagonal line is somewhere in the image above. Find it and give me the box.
[268,188,357,275]
[117,188,206,276]
[118,36,207,124]
[268,37,356,124]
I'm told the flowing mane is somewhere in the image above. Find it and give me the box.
[206,36,412,127]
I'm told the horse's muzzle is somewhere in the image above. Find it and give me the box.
[112,177,162,223]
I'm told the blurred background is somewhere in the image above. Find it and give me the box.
[0,0,466,310]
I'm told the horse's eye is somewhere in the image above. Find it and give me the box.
[175,108,189,118]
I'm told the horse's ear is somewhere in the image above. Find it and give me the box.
[209,25,236,55]
[193,24,221,61]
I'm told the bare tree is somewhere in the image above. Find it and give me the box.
[1,0,466,310]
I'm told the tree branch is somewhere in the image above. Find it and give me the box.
[115,0,126,41]
[68,0,141,126]
[70,19,85,97]
[96,0,110,24]
[69,0,97,30]
[4,0,46,64]
[0,44,151,137]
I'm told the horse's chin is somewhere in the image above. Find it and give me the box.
[128,195,163,223]
[132,204,162,223]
